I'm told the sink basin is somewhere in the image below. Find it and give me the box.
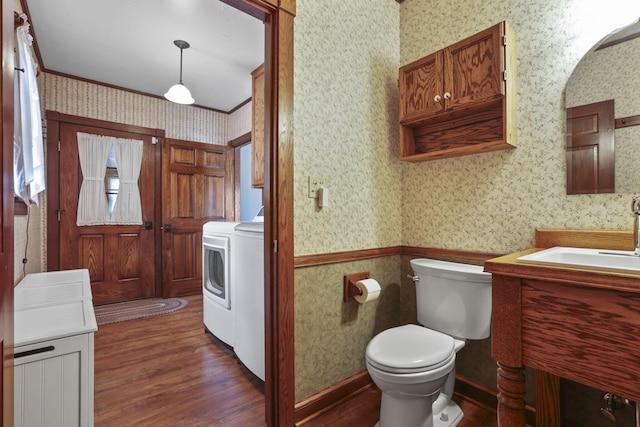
[516,247,640,273]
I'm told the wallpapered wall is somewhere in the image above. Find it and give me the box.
[400,0,639,253]
[292,0,401,401]
[13,72,251,283]
[292,0,402,257]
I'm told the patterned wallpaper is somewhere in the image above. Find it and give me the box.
[293,0,402,256]
[399,0,640,254]
[295,256,402,400]
[42,73,231,144]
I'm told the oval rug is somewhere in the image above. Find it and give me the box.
[95,298,189,326]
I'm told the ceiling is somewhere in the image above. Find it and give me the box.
[23,0,265,112]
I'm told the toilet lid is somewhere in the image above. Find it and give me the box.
[366,324,455,374]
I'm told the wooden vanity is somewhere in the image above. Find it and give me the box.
[484,230,640,426]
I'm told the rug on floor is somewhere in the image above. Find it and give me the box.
[95,298,189,326]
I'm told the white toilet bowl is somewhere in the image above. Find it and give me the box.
[366,324,463,427]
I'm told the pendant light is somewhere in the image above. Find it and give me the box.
[164,40,195,105]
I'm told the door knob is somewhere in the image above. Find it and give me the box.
[163,224,172,232]
[144,221,153,230]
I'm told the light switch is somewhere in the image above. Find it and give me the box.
[308,176,325,198]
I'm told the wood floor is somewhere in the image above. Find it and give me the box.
[94,295,265,426]
[94,294,497,427]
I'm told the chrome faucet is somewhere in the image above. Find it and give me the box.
[632,196,640,256]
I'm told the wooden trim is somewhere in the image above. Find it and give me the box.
[13,198,27,216]
[615,115,640,129]
[294,246,402,267]
[294,371,373,425]
[228,97,252,114]
[294,245,502,268]
[3,1,16,424]
[246,1,296,426]
[45,113,60,271]
[228,131,252,148]
[535,228,634,251]
[45,111,165,137]
[228,131,251,221]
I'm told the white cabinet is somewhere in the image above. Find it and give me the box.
[14,270,97,427]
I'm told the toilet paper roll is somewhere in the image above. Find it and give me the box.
[354,278,381,304]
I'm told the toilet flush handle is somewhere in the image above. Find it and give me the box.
[407,274,419,282]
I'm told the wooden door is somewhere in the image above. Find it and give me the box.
[399,51,444,122]
[55,119,160,304]
[444,22,505,110]
[162,138,233,298]
[566,99,615,194]
[1,1,14,424]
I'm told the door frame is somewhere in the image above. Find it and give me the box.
[223,1,296,425]
[45,112,165,300]
[1,2,15,425]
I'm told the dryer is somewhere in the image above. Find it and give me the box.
[233,222,265,381]
[202,221,239,346]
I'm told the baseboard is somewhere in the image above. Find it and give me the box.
[293,371,537,426]
[294,370,373,425]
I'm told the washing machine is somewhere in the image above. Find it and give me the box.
[202,221,239,346]
[233,221,265,381]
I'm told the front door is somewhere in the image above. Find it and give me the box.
[54,116,161,304]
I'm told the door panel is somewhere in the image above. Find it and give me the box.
[566,99,615,194]
[162,139,233,298]
[58,122,158,304]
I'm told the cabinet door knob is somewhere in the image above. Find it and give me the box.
[444,92,451,100]
[434,95,442,102]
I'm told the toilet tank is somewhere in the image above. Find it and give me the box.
[410,258,492,340]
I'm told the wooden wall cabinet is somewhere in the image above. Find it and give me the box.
[251,63,265,188]
[399,21,517,161]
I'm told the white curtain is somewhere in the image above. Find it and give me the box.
[111,138,143,224]
[13,14,45,204]
[76,133,112,225]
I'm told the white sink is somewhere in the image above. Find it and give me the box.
[516,247,640,272]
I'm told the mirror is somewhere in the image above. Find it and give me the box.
[565,18,640,194]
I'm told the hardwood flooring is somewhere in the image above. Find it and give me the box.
[94,294,497,427]
[94,295,265,426]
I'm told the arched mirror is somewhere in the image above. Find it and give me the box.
[565,18,640,194]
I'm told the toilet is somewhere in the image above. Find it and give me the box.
[365,258,492,427]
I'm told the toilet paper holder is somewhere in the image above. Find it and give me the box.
[343,271,370,302]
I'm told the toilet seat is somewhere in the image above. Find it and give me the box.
[366,324,455,374]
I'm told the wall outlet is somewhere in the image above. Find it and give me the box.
[308,176,324,198]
